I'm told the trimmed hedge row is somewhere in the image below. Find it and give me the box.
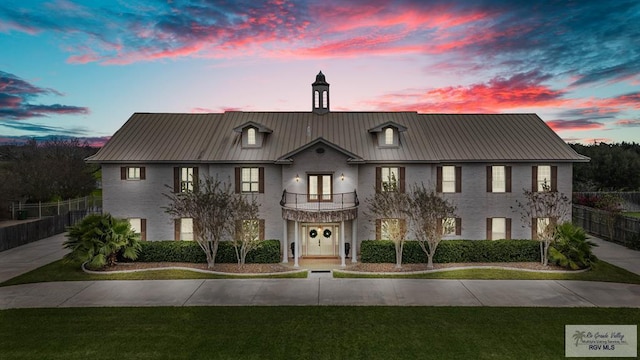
[137,240,281,264]
[360,240,541,264]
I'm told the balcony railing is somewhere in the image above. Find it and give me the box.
[280,190,359,211]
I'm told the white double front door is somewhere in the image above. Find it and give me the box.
[302,223,338,256]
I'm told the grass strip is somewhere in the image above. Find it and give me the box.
[334,260,640,284]
[0,260,306,287]
[1,307,638,360]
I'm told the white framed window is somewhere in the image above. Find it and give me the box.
[241,167,260,193]
[381,167,399,192]
[536,217,550,239]
[314,90,320,108]
[384,128,394,145]
[492,166,506,192]
[180,167,194,192]
[442,166,456,193]
[322,91,328,108]
[129,218,141,234]
[442,218,456,236]
[491,218,506,240]
[240,219,260,242]
[180,218,194,241]
[537,165,551,192]
[127,167,140,180]
[247,128,256,145]
[381,218,401,240]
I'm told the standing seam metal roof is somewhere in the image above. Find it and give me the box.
[86,112,589,163]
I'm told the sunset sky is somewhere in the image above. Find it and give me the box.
[1,0,639,146]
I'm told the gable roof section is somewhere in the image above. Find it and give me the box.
[87,112,588,163]
[232,120,273,134]
[275,137,365,164]
[367,121,408,133]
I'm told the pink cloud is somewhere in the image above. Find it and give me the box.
[546,120,605,132]
[365,71,568,113]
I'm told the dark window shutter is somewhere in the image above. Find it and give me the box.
[399,167,405,193]
[531,218,537,240]
[400,219,407,236]
[258,167,265,193]
[193,167,199,188]
[506,218,512,240]
[455,166,462,193]
[121,167,126,180]
[259,219,265,241]
[551,166,558,192]
[140,167,146,180]
[436,166,443,192]
[375,167,381,193]
[174,219,180,241]
[486,166,492,192]
[486,218,492,240]
[505,166,512,193]
[140,219,147,241]
[455,218,462,236]
[235,167,241,193]
[436,218,442,235]
[376,219,381,240]
[532,166,538,192]
[173,167,180,192]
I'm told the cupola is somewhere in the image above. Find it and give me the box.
[312,71,330,115]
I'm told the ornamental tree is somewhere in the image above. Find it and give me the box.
[408,184,457,269]
[512,184,571,266]
[365,183,411,268]
[164,176,260,268]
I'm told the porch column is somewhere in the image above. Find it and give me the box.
[282,220,288,263]
[351,218,357,263]
[294,220,299,267]
[340,221,346,267]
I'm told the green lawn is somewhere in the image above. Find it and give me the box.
[624,212,640,219]
[1,307,638,360]
[335,260,640,284]
[0,260,306,287]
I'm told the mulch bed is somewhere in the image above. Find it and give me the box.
[96,261,567,273]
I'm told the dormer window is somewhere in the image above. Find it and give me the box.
[368,121,407,148]
[233,121,272,148]
[384,128,394,145]
[247,128,256,145]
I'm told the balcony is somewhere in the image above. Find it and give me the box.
[280,190,359,222]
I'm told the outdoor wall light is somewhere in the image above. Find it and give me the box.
[295,174,300,182]
[340,173,345,181]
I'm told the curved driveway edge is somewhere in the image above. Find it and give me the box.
[1,278,639,309]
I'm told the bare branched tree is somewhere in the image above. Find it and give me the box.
[512,183,571,266]
[164,176,259,268]
[231,197,261,267]
[409,184,457,269]
[365,185,411,268]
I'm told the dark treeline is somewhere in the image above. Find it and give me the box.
[0,138,99,204]
[570,142,640,191]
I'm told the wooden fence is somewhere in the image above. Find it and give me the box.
[0,210,87,252]
[572,205,640,248]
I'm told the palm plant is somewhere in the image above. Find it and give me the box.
[549,222,597,270]
[63,213,141,269]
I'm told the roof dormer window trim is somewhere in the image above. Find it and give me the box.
[233,121,273,148]
[384,127,394,146]
[247,127,257,146]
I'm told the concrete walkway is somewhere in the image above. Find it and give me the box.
[0,234,639,309]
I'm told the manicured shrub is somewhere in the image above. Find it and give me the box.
[360,240,540,264]
[137,240,281,264]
